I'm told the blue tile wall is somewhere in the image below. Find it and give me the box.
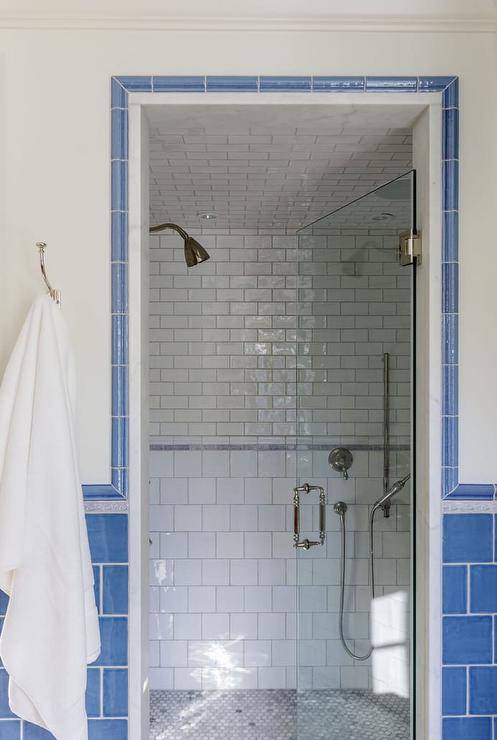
[88,719,128,740]
[443,716,492,740]
[471,565,497,612]
[443,514,493,563]
[103,669,128,717]
[443,513,497,730]
[103,566,128,615]
[0,722,20,739]
[443,667,467,715]
[443,565,467,613]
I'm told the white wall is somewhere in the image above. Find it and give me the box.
[0,29,496,483]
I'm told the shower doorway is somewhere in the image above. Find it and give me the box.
[294,172,415,739]
[127,93,442,740]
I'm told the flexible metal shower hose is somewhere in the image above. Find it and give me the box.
[337,506,377,661]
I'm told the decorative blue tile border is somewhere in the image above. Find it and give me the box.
[91,74,482,506]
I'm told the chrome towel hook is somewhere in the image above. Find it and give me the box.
[36,242,61,305]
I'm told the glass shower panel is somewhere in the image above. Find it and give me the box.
[295,172,415,740]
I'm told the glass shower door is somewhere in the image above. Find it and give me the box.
[294,172,416,740]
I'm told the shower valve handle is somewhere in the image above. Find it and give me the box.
[293,483,326,549]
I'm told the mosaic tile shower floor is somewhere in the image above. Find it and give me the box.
[150,689,410,740]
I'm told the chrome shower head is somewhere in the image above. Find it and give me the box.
[372,473,410,514]
[149,222,210,267]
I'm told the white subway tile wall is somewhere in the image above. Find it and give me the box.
[149,232,410,446]
[149,230,411,690]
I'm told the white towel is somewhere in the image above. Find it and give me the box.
[0,295,100,739]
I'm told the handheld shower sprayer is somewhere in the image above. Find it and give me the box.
[372,473,411,515]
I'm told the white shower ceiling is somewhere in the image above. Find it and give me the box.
[147,103,417,231]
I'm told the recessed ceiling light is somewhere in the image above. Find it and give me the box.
[372,212,395,222]
[198,212,216,220]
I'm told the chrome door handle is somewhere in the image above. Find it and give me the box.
[293,483,326,549]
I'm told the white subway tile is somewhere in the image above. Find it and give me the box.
[245,532,272,558]
[160,640,187,667]
[231,559,258,586]
[203,505,230,531]
[188,533,216,559]
[258,667,287,689]
[188,586,216,613]
[202,559,229,586]
[188,478,216,505]
[202,614,230,640]
[217,532,244,558]
[230,613,258,640]
[217,586,244,612]
[244,640,271,667]
[258,613,286,640]
[149,667,174,690]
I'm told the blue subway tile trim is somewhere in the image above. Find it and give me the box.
[442,467,459,498]
[111,160,128,212]
[103,566,128,615]
[206,76,258,92]
[103,669,128,717]
[471,565,497,613]
[443,717,491,740]
[111,467,129,497]
[112,365,129,417]
[470,667,497,714]
[116,76,152,91]
[111,108,128,161]
[443,78,459,109]
[112,417,128,470]
[442,314,458,365]
[442,416,458,468]
[443,108,459,161]
[443,667,467,715]
[111,211,128,262]
[442,263,458,314]
[260,76,312,92]
[312,76,365,92]
[111,78,128,109]
[443,615,493,664]
[443,565,467,614]
[95,617,128,666]
[365,76,418,92]
[446,484,495,500]
[88,719,127,740]
[82,484,121,499]
[153,75,205,92]
[0,592,7,616]
[442,210,458,263]
[86,514,128,563]
[112,314,129,367]
[442,364,458,416]
[443,514,493,563]
[0,722,20,739]
[86,668,101,718]
[419,76,457,92]
[111,262,128,314]
[443,159,459,211]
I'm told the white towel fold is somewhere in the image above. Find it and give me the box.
[0,295,100,739]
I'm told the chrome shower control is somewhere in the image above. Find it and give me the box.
[329,448,353,479]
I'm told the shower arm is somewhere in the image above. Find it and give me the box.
[149,222,189,239]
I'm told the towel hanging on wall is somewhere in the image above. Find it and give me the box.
[0,295,100,739]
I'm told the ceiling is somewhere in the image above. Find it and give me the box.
[147,103,417,232]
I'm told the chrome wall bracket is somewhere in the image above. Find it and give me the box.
[399,231,422,266]
[293,483,326,549]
